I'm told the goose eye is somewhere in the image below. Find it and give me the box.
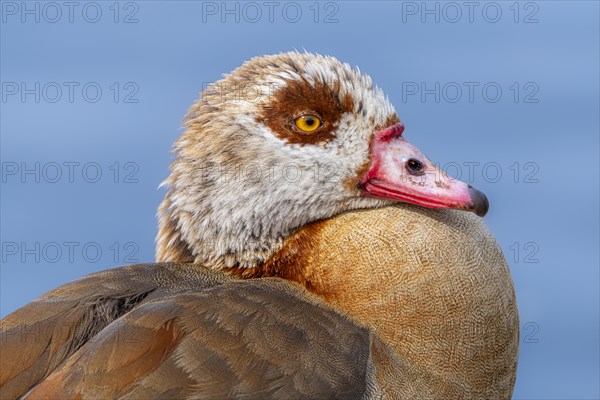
[294,115,322,132]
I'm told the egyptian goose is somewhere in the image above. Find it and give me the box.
[0,52,518,399]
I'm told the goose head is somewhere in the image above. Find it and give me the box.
[157,52,488,268]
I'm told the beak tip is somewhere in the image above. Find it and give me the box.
[468,186,489,217]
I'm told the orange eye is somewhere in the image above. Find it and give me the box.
[294,115,322,132]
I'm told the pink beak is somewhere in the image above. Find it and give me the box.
[362,123,489,217]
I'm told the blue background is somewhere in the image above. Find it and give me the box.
[1,1,598,398]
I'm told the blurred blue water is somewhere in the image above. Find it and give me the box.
[1,1,598,398]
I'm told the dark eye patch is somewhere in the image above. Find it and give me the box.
[257,78,355,145]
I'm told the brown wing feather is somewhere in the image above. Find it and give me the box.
[2,264,396,399]
[0,263,232,398]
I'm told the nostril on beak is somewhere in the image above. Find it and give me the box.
[406,158,425,175]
